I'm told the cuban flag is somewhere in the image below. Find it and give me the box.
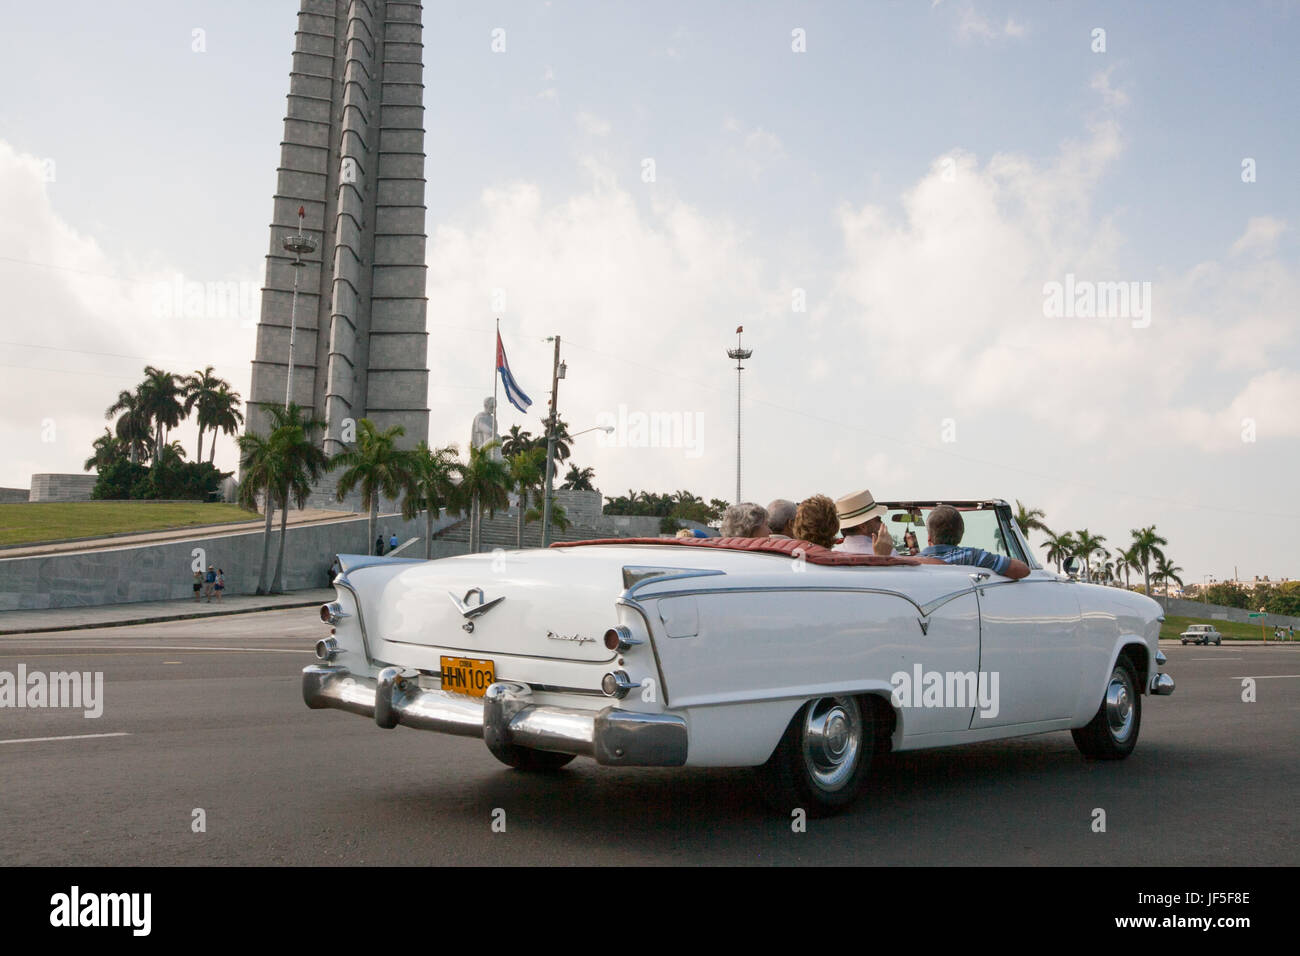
[496,332,532,413]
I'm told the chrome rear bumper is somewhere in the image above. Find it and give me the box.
[302,664,687,767]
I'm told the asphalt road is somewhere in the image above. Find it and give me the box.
[1,610,1296,865]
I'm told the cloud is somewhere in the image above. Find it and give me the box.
[575,111,611,137]
[951,2,1030,41]
[1230,216,1288,257]
[0,139,257,486]
[719,117,788,182]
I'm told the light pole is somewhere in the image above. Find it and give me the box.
[282,205,316,409]
[1202,574,1214,604]
[726,326,752,504]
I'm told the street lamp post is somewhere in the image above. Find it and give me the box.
[726,327,752,504]
[282,205,316,409]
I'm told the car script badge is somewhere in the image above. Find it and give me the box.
[546,630,595,645]
[448,588,505,633]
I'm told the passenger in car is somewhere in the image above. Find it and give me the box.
[766,498,797,538]
[833,489,896,556]
[920,505,1031,580]
[720,502,771,537]
[791,495,841,549]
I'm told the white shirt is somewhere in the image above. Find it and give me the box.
[833,534,897,556]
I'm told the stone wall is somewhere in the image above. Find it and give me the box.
[0,511,459,611]
[29,474,97,502]
[1162,595,1300,629]
[552,488,603,525]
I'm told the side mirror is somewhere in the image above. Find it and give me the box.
[1063,556,1078,574]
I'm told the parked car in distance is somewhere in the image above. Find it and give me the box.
[1180,624,1223,646]
[303,499,1175,816]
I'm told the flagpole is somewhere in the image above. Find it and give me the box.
[492,316,499,441]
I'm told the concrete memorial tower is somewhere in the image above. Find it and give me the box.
[248,0,430,455]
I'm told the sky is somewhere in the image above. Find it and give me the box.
[0,0,1297,584]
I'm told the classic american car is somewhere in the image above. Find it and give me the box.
[303,499,1175,815]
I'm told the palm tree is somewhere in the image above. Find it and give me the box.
[1114,545,1138,590]
[137,366,184,465]
[561,464,596,491]
[181,366,221,461]
[459,439,512,552]
[1072,529,1107,581]
[84,428,125,472]
[539,416,573,468]
[1154,555,1185,600]
[330,419,418,555]
[237,430,287,595]
[1041,530,1077,573]
[206,383,245,463]
[105,387,153,463]
[526,502,569,541]
[265,404,328,593]
[1129,525,1169,600]
[403,441,464,559]
[507,446,547,548]
[1014,500,1050,540]
[501,425,534,459]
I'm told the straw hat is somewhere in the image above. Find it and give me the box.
[835,489,887,532]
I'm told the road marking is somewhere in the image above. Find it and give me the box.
[163,661,182,664]
[1192,657,1242,660]
[0,732,132,745]
[1231,674,1300,680]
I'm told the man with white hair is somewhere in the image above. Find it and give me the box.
[720,502,771,538]
[766,499,797,537]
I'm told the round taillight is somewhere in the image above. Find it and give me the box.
[319,604,332,623]
[604,626,640,652]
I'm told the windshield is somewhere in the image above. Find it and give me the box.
[881,505,1026,563]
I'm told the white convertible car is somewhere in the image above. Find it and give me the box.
[304,499,1174,815]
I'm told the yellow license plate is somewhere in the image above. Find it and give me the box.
[439,656,495,697]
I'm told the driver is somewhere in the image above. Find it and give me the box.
[920,505,1030,580]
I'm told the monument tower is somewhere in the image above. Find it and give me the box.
[248,0,430,455]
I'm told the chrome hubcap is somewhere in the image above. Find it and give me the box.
[1105,670,1135,742]
[801,697,863,792]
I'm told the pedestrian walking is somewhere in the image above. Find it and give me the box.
[214,569,225,602]
[389,531,399,552]
[204,565,217,602]
[193,570,203,603]
[375,535,385,556]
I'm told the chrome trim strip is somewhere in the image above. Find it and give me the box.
[332,578,375,666]
[621,566,727,601]
[615,595,673,707]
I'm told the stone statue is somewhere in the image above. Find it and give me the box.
[471,397,502,461]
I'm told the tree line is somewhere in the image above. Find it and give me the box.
[89,366,244,500]
[1016,501,1183,601]
[237,407,599,594]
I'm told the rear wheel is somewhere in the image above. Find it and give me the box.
[490,745,576,771]
[1072,657,1141,759]
[755,696,873,817]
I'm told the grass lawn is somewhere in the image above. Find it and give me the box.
[1160,613,1290,642]
[0,501,260,547]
